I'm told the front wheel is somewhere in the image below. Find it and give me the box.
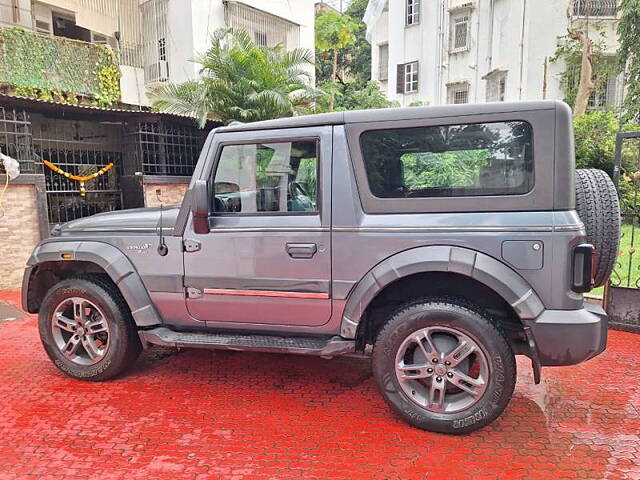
[372,298,516,434]
[39,277,141,381]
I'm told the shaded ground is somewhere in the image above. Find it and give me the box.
[0,289,639,480]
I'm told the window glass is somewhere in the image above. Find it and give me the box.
[213,141,318,214]
[405,61,419,93]
[406,0,420,25]
[360,122,533,198]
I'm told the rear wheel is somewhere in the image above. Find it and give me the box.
[39,278,141,381]
[372,298,516,434]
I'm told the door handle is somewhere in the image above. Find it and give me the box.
[286,243,317,259]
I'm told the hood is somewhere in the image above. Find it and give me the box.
[54,206,181,235]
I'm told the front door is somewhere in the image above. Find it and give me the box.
[183,127,332,327]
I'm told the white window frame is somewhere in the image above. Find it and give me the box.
[450,13,470,53]
[404,61,419,93]
[447,83,469,104]
[406,0,420,26]
[378,43,389,81]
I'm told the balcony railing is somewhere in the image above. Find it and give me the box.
[0,27,120,103]
[573,0,617,17]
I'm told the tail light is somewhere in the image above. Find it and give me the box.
[571,244,596,293]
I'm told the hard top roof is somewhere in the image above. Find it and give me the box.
[217,100,563,133]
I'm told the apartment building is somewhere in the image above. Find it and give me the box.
[365,0,623,108]
[0,0,316,106]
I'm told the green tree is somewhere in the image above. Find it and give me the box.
[343,0,372,84]
[315,9,357,110]
[149,28,317,126]
[617,0,640,121]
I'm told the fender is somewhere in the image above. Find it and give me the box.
[339,245,545,338]
[25,240,162,327]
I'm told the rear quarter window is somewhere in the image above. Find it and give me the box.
[359,121,534,198]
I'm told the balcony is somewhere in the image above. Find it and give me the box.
[572,0,617,17]
[0,26,121,105]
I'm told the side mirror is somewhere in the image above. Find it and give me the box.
[191,179,210,234]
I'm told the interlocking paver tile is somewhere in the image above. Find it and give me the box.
[0,289,638,479]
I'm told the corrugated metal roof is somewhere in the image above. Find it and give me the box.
[0,93,214,124]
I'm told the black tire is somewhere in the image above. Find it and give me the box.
[372,298,516,434]
[575,168,621,287]
[38,277,141,381]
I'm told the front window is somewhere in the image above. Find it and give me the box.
[447,83,469,104]
[406,0,421,25]
[359,121,534,198]
[213,141,318,214]
[486,72,507,102]
[379,44,389,81]
[450,14,470,52]
[405,61,419,93]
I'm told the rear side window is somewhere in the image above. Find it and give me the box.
[359,121,533,198]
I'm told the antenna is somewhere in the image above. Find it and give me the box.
[157,203,168,256]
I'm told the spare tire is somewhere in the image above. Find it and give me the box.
[575,169,621,287]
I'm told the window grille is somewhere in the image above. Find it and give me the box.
[451,15,469,52]
[448,83,469,104]
[486,72,507,102]
[573,0,617,17]
[0,107,35,173]
[406,0,420,25]
[379,44,389,81]
[225,2,300,50]
[128,122,208,177]
[141,0,169,84]
[404,61,419,93]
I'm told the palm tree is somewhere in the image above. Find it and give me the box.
[149,29,319,127]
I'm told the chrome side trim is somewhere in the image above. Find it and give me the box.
[332,224,584,233]
[203,288,330,300]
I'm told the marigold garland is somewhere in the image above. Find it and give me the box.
[43,160,114,196]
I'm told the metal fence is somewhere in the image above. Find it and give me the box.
[608,131,640,332]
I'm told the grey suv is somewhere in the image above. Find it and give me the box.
[22,101,620,434]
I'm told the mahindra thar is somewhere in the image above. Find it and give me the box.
[22,101,620,434]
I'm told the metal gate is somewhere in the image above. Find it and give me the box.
[607,131,640,332]
[32,117,124,228]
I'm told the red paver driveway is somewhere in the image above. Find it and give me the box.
[0,289,639,480]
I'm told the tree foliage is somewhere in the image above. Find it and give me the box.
[314,2,393,112]
[617,0,640,121]
[149,29,318,126]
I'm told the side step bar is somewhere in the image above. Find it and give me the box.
[140,327,356,358]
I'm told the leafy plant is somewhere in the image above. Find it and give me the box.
[150,28,318,127]
[0,27,120,105]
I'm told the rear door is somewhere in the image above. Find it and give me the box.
[183,126,333,327]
